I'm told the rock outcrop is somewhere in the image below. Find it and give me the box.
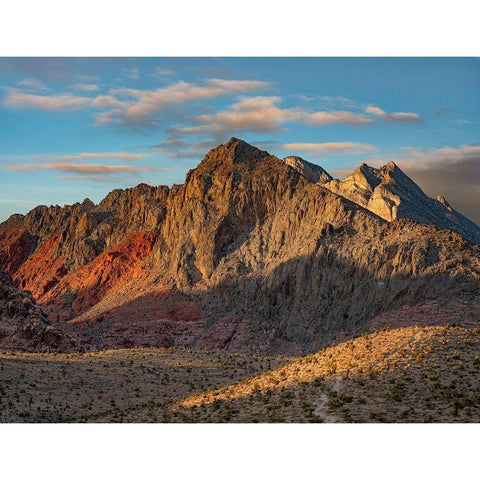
[283,156,333,184]
[0,271,77,351]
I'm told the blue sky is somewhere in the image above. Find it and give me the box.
[0,57,479,222]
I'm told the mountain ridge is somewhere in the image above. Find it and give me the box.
[0,138,479,354]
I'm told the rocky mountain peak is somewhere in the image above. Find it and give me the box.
[282,156,333,184]
[81,198,96,209]
[199,137,270,171]
[378,161,421,191]
[382,160,399,171]
[354,163,382,190]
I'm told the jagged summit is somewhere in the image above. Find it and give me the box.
[81,198,95,209]
[199,137,270,170]
[383,160,399,170]
[282,156,333,184]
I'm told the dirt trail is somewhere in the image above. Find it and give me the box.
[314,377,342,422]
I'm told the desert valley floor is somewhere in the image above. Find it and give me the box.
[2,325,480,423]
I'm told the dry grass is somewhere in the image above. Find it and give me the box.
[2,326,480,422]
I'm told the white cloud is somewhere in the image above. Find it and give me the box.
[17,78,51,92]
[304,110,373,125]
[392,144,480,168]
[120,67,140,81]
[104,79,272,125]
[172,96,377,140]
[152,66,175,77]
[5,162,154,174]
[173,96,301,137]
[365,105,422,123]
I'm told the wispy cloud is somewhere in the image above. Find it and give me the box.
[5,162,155,175]
[171,96,375,141]
[17,78,51,92]
[100,79,272,126]
[120,67,140,81]
[71,83,100,92]
[304,111,373,126]
[435,107,459,117]
[155,139,217,159]
[3,88,92,111]
[172,96,301,138]
[2,78,272,130]
[365,105,422,123]
[29,152,147,162]
[282,142,377,156]
[152,66,175,77]
[2,77,423,144]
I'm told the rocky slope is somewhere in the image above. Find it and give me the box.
[0,138,479,354]
[0,271,77,351]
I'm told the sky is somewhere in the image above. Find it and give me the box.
[0,57,479,223]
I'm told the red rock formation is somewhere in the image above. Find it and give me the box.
[0,220,32,276]
[42,231,158,320]
[13,233,68,298]
[73,286,208,350]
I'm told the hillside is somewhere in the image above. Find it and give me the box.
[172,325,480,423]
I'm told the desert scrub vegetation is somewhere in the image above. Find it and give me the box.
[2,326,480,422]
[170,326,480,423]
[0,347,286,423]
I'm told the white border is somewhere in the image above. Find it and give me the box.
[1,0,479,56]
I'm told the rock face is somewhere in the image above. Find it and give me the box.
[283,156,333,184]
[41,231,158,321]
[0,272,77,351]
[324,162,480,244]
[0,137,479,354]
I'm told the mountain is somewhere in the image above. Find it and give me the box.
[0,138,479,354]
[323,161,480,244]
